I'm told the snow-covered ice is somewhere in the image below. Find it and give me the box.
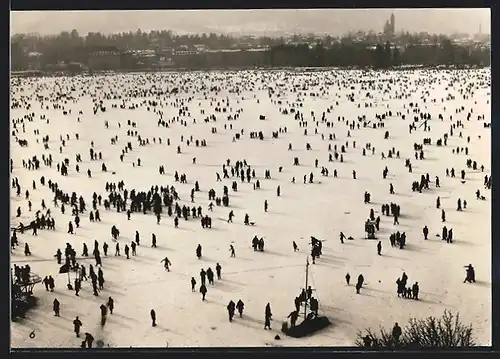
[10,69,491,348]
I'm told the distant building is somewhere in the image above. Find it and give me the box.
[26,52,43,70]
[383,13,396,39]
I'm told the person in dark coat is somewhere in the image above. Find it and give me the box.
[53,298,60,316]
[84,332,94,348]
[236,299,244,317]
[293,241,299,251]
[206,267,214,285]
[264,303,272,329]
[107,297,114,314]
[423,226,429,240]
[412,282,419,300]
[200,269,207,285]
[215,263,222,279]
[356,274,364,294]
[227,300,236,322]
[191,277,196,291]
[150,309,157,327]
[196,244,202,259]
[288,310,299,327]
[392,322,402,343]
[377,241,382,255]
[73,316,82,337]
[345,273,351,285]
[161,257,171,271]
[200,284,207,301]
[100,304,107,326]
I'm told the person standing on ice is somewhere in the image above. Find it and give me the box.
[124,244,130,259]
[227,300,236,322]
[436,197,441,209]
[441,209,446,222]
[293,241,299,252]
[100,304,107,327]
[216,263,222,279]
[53,298,60,316]
[196,244,202,259]
[356,274,364,294]
[288,310,299,327]
[200,284,207,301]
[115,243,120,256]
[150,309,157,327]
[377,241,382,255]
[73,316,82,337]
[422,225,429,240]
[236,300,244,317]
[200,269,207,285]
[227,210,234,223]
[191,277,196,291]
[174,216,179,228]
[345,273,351,285]
[131,241,137,256]
[264,200,268,212]
[151,234,157,248]
[392,323,402,343]
[135,231,140,246]
[107,297,114,314]
[229,244,236,257]
[207,268,215,285]
[264,303,273,330]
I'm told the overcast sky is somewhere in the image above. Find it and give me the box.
[11,9,491,37]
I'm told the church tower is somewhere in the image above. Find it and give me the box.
[390,13,395,35]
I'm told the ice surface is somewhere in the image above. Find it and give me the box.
[10,69,491,348]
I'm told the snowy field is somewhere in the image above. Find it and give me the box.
[10,69,491,348]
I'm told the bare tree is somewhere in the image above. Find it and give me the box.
[355,310,476,349]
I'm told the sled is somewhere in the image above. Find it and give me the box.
[282,315,330,338]
[249,222,255,226]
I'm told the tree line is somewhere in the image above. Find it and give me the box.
[11,29,490,71]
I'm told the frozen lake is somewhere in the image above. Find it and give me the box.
[10,69,491,348]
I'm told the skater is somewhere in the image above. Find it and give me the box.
[161,256,171,271]
[229,244,235,257]
[377,241,382,255]
[345,273,351,285]
[191,277,196,291]
[293,241,299,252]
